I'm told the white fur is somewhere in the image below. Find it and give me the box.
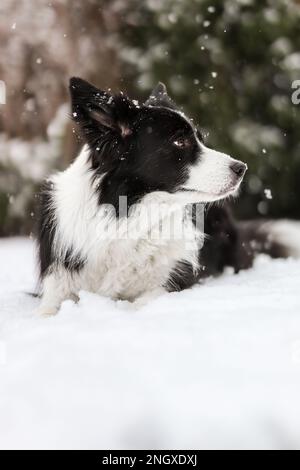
[169,109,244,201]
[183,142,244,201]
[37,146,204,315]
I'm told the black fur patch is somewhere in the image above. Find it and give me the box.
[96,108,200,214]
[69,77,201,215]
[166,261,198,292]
[63,248,86,272]
[37,181,56,278]
[166,205,256,290]
[37,181,85,278]
[199,205,255,277]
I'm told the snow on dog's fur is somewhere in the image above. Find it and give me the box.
[36,79,299,316]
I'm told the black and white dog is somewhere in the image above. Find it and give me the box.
[37,78,300,315]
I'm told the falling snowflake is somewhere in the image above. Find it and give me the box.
[264,189,273,200]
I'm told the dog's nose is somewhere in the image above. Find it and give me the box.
[230,161,247,178]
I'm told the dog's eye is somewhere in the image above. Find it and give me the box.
[173,137,190,148]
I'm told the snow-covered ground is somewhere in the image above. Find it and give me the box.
[0,237,300,450]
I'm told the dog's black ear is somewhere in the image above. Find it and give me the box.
[145,82,177,110]
[69,77,136,142]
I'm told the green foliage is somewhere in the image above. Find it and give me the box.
[121,0,300,218]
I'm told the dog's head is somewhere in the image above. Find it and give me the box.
[70,77,247,203]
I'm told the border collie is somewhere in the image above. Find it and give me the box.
[36,78,300,315]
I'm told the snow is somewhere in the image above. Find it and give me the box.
[1,238,300,450]
[264,188,273,200]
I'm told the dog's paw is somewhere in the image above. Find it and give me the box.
[131,296,149,310]
[132,288,166,309]
[34,306,58,317]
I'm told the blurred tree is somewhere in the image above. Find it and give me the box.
[119,0,300,219]
[0,0,122,235]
